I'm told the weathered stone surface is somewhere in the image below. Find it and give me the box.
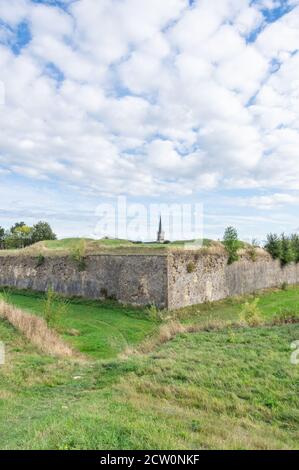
[0,255,168,308]
[167,252,299,309]
[1,251,299,309]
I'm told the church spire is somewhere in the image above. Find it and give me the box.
[157,215,165,243]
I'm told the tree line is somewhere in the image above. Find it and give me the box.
[264,233,299,266]
[223,227,299,267]
[0,221,56,249]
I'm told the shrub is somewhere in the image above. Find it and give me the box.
[223,226,240,265]
[70,239,87,271]
[36,253,45,267]
[186,261,196,273]
[43,288,69,327]
[247,246,257,262]
[146,304,166,322]
[240,298,262,326]
[248,239,260,262]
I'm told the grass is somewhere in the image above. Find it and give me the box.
[0,299,74,358]
[172,285,299,325]
[0,237,216,256]
[1,286,299,449]
[4,286,299,359]
[0,290,158,360]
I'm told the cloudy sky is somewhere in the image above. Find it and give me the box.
[0,0,299,241]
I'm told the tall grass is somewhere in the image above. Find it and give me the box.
[0,300,74,357]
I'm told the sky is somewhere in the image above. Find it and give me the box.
[0,0,299,241]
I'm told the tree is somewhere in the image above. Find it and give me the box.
[5,224,32,249]
[290,234,299,263]
[280,233,293,267]
[0,226,5,249]
[265,233,281,260]
[223,226,240,265]
[10,221,26,233]
[31,221,56,243]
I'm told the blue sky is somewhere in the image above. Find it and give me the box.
[0,0,299,241]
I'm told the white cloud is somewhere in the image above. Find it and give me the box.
[0,0,30,25]
[235,6,264,35]
[256,5,299,58]
[0,0,299,230]
[237,192,299,209]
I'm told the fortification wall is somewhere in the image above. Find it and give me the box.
[167,251,299,309]
[0,254,168,308]
[1,251,299,309]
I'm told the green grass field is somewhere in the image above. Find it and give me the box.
[0,237,216,256]
[1,287,299,449]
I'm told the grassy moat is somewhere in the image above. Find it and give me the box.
[0,286,299,449]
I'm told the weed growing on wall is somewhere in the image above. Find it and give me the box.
[247,239,259,262]
[36,253,45,267]
[70,239,87,271]
[186,261,196,273]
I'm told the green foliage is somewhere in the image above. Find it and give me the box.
[186,261,196,273]
[290,234,299,263]
[273,307,299,325]
[31,221,56,243]
[5,224,33,249]
[0,288,12,304]
[265,233,281,260]
[223,226,240,265]
[42,288,69,327]
[0,226,5,249]
[240,298,262,326]
[36,253,45,267]
[70,239,87,271]
[10,221,26,233]
[0,220,56,249]
[265,232,299,266]
[145,304,166,322]
[280,233,293,267]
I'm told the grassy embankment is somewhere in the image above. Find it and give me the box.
[0,237,217,256]
[0,287,299,449]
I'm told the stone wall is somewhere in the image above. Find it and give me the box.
[167,251,299,309]
[0,254,168,308]
[1,251,299,309]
